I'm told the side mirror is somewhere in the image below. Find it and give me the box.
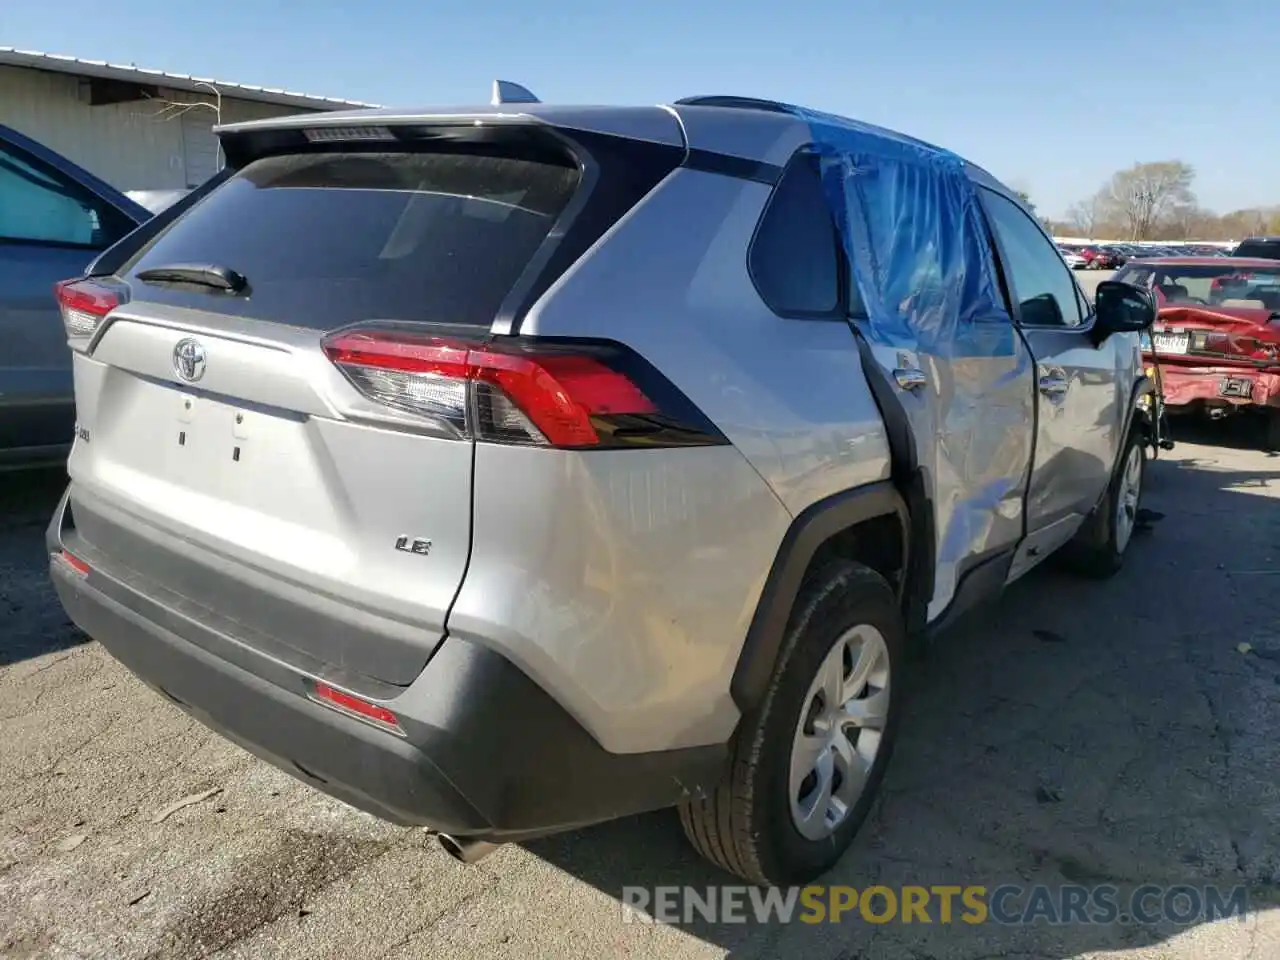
[1091,280,1155,345]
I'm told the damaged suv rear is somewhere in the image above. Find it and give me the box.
[1115,257,1280,448]
[48,91,1155,885]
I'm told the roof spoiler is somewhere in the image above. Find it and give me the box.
[674,95,792,114]
[491,80,540,105]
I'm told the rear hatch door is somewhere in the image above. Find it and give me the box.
[68,142,584,687]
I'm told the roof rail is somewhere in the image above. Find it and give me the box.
[491,80,540,106]
[673,95,793,114]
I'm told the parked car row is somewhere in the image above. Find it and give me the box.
[1057,246,1087,269]
[1057,241,1235,271]
[1057,244,1126,270]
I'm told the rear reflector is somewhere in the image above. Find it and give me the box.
[322,329,721,449]
[55,278,125,339]
[55,549,91,576]
[311,681,403,734]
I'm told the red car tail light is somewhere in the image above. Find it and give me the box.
[54,278,126,340]
[1248,340,1280,362]
[1197,331,1280,364]
[321,328,725,449]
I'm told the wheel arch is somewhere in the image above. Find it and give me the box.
[729,481,911,713]
[1081,373,1156,525]
[1121,373,1158,465]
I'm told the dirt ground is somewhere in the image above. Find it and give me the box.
[2,419,1278,960]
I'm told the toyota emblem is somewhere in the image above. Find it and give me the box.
[172,338,207,383]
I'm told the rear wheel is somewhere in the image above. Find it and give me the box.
[679,561,904,884]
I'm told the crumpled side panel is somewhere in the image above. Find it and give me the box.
[787,107,1034,617]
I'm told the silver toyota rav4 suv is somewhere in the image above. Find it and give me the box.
[48,87,1157,884]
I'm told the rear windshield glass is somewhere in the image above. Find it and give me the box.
[125,150,581,329]
[1115,262,1280,309]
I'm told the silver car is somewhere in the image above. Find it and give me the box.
[47,88,1157,884]
[0,123,148,469]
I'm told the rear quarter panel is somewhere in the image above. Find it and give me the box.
[463,166,892,753]
[526,167,893,515]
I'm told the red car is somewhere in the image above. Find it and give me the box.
[1113,257,1280,447]
[1080,245,1125,270]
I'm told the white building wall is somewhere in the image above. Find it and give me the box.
[0,65,320,191]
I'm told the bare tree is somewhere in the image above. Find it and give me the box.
[1098,161,1195,241]
[147,82,224,172]
[1164,202,1205,240]
[1064,194,1104,238]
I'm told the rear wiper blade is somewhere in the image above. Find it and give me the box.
[136,263,249,294]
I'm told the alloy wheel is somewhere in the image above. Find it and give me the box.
[788,624,891,841]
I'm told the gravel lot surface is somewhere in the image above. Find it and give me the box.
[3,417,1279,959]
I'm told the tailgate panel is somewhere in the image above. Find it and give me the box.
[92,380,341,565]
[68,328,473,687]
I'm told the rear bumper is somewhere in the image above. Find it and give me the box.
[47,487,725,841]
[1149,361,1280,410]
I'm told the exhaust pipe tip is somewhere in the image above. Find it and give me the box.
[438,833,500,864]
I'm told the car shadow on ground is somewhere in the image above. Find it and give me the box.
[527,453,1280,958]
[0,467,89,667]
[1167,413,1278,457]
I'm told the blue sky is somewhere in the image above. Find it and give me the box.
[5,0,1275,217]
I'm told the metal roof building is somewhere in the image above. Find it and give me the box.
[0,48,379,191]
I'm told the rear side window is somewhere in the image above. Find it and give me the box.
[125,150,581,329]
[750,152,852,317]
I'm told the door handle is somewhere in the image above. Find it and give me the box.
[893,367,928,392]
[1038,372,1069,398]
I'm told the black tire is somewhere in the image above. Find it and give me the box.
[1060,425,1145,579]
[679,561,905,885]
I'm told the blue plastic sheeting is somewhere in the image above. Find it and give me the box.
[778,107,1035,619]
[787,106,1014,357]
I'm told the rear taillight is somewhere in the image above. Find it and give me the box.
[1196,331,1280,363]
[321,328,724,449]
[1250,341,1280,362]
[54,278,126,340]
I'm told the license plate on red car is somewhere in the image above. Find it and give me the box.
[1152,333,1189,354]
[1219,377,1253,399]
